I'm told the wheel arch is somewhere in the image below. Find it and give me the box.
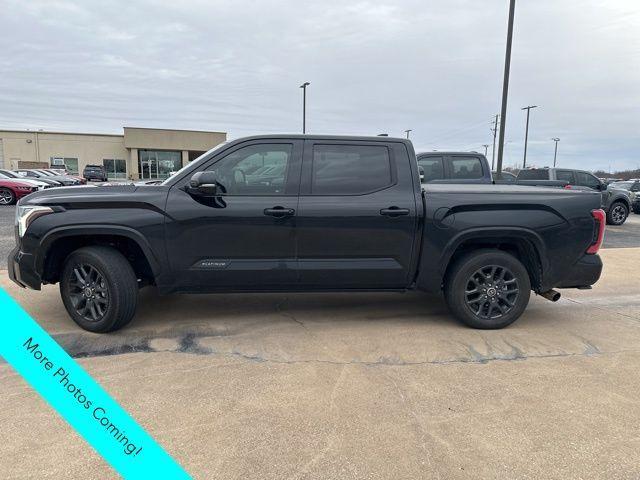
[439,228,546,293]
[38,225,161,285]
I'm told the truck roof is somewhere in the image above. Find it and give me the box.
[233,134,411,143]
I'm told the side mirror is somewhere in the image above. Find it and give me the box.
[187,171,218,196]
[598,182,608,191]
[418,166,425,183]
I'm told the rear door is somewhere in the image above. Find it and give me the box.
[296,140,418,289]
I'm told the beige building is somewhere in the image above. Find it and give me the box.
[0,127,227,180]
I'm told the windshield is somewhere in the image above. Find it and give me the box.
[161,141,229,185]
[0,170,17,178]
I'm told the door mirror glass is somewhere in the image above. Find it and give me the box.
[188,171,218,196]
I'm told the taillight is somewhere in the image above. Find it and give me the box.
[563,184,572,189]
[586,209,606,254]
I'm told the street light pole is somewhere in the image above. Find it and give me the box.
[404,129,412,139]
[552,137,560,167]
[482,144,489,158]
[521,105,537,168]
[300,82,310,133]
[496,0,516,174]
[491,114,499,170]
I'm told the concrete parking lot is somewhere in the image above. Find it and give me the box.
[1,231,640,478]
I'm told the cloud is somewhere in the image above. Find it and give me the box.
[0,0,638,170]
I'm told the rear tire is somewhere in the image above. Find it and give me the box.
[60,246,138,333]
[444,249,531,329]
[0,187,16,205]
[606,202,628,225]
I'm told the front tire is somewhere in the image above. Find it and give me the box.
[444,250,531,329]
[0,187,16,205]
[60,246,138,332]
[607,202,628,225]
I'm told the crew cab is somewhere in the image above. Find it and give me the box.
[516,167,631,225]
[9,135,604,333]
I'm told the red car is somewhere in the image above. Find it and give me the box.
[0,178,39,205]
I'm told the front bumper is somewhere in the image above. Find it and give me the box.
[7,246,41,290]
[555,254,603,289]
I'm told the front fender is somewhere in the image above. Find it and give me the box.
[37,225,162,277]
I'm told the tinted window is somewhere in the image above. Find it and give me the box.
[450,156,483,179]
[311,144,392,195]
[417,156,444,182]
[517,169,549,180]
[556,170,576,183]
[576,172,600,189]
[206,143,293,195]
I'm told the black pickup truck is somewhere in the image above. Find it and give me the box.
[9,135,605,333]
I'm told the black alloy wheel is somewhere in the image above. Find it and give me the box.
[464,265,519,320]
[67,264,110,322]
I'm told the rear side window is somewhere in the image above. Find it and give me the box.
[517,169,548,180]
[311,144,392,195]
[417,156,444,182]
[576,172,600,189]
[556,170,576,184]
[450,156,483,179]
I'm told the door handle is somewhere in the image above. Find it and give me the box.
[380,206,410,217]
[264,206,295,218]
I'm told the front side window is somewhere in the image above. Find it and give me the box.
[206,143,292,195]
[311,144,392,195]
[417,156,444,182]
[450,156,483,179]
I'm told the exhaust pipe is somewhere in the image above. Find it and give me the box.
[539,289,561,302]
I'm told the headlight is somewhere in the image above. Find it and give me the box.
[16,206,54,238]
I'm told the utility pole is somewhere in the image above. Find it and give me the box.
[404,129,412,139]
[496,0,516,174]
[299,82,310,133]
[552,138,560,167]
[491,114,499,170]
[521,105,537,168]
[482,144,489,157]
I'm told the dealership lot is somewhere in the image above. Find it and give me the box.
[1,231,640,478]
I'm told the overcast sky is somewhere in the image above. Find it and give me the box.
[1,0,638,171]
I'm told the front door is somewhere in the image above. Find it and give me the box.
[296,140,419,289]
[164,140,302,290]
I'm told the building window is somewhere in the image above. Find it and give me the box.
[138,150,182,179]
[103,159,127,180]
[51,157,79,174]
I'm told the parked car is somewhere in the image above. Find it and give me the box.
[416,152,492,184]
[0,169,63,188]
[49,168,70,176]
[493,171,517,184]
[633,195,640,214]
[83,165,108,182]
[0,171,51,190]
[9,135,604,333]
[516,167,632,225]
[0,178,39,205]
[15,169,84,186]
[37,169,87,185]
